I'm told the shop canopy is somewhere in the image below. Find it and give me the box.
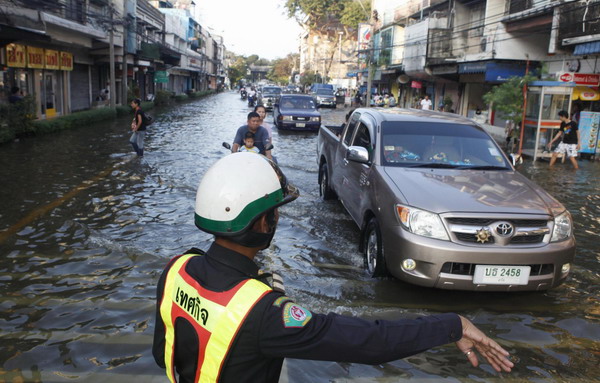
[572,86,600,101]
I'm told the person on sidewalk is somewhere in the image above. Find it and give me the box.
[153,153,514,383]
[547,110,580,169]
[130,98,147,157]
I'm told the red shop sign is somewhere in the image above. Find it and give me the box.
[557,72,600,86]
[411,80,422,89]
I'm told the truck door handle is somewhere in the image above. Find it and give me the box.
[343,158,349,165]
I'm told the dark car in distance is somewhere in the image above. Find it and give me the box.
[258,86,282,110]
[273,94,321,131]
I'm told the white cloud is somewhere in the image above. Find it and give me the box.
[197,0,302,60]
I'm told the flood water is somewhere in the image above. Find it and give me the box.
[0,92,598,383]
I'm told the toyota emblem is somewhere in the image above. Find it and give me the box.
[495,222,514,236]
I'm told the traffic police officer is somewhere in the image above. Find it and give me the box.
[153,153,513,383]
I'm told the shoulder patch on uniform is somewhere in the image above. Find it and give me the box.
[282,302,312,328]
[273,296,293,307]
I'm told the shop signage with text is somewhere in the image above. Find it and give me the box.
[5,44,73,71]
[7,44,26,68]
[557,72,600,86]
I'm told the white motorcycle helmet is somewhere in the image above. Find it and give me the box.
[195,152,299,247]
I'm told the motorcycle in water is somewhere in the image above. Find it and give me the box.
[247,94,256,107]
[240,90,247,100]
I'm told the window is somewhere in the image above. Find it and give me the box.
[469,3,485,38]
[352,123,372,150]
[343,113,361,146]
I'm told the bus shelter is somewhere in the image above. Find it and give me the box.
[523,79,600,160]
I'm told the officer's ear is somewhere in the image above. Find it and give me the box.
[252,210,278,233]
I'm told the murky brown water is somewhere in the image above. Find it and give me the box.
[0,92,598,382]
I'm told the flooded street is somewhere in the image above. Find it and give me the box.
[0,92,599,382]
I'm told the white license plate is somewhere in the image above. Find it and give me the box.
[296,123,306,127]
[473,265,530,285]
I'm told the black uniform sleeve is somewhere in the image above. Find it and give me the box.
[257,296,462,365]
[152,265,168,368]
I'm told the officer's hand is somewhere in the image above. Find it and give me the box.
[455,315,514,372]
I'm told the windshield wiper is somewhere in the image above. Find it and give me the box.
[455,165,509,170]
[405,163,460,169]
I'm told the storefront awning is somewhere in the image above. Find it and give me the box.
[572,86,600,101]
[573,41,600,56]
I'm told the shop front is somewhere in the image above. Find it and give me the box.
[523,74,600,160]
[2,43,73,118]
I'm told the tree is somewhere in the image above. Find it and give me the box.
[483,75,537,127]
[268,54,299,84]
[228,56,249,88]
[284,0,369,79]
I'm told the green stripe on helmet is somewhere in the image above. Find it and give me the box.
[195,189,285,234]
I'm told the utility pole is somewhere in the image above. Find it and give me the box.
[366,0,375,107]
[109,1,116,109]
[122,17,128,106]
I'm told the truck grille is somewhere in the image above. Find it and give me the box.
[445,216,551,246]
[441,262,554,276]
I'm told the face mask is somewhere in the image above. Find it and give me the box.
[231,211,277,249]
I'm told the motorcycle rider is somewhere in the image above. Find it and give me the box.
[247,87,257,107]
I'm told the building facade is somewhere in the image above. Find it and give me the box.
[1,0,227,118]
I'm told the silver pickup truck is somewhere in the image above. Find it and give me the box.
[316,108,575,291]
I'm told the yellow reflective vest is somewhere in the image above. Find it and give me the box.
[159,253,272,382]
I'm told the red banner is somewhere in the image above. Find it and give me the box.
[557,72,600,86]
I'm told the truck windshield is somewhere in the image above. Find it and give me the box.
[380,121,510,169]
[316,89,333,95]
[280,97,316,110]
[263,87,281,94]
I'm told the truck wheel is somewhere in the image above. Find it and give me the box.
[364,218,388,277]
[319,162,336,200]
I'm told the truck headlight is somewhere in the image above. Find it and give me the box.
[310,116,321,122]
[396,205,449,240]
[282,115,293,121]
[551,211,573,242]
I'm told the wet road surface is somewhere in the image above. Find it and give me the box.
[0,92,599,382]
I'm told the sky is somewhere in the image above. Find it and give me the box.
[197,0,303,60]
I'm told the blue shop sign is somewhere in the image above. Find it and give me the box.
[485,63,526,82]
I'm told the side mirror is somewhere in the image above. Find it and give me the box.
[274,103,279,108]
[222,142,231,150]
[510,153,523,166]
[346,146,369,164]
[265,143,274,151]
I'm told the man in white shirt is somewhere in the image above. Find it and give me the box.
[420,94,432,110]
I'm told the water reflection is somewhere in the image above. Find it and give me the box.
[0,93,598,382]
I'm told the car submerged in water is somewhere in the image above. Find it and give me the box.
[273,94,321,131]
[316,108,576,291]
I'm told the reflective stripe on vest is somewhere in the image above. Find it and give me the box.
[160,253,272,383]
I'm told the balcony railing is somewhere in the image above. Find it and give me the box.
[558,1,600,42]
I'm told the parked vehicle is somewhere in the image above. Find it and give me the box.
[258,86,282,110]
[310,83,334,94]
[273,94,321,131]
[313,88,336,108]
[240,89,247,100]
[316,108,575,291]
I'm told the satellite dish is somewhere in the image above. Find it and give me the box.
[397,74,410,84]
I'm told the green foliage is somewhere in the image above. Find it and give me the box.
[0,95,37,143]
[187,90,215,99]
[154,90,173,107]
[116,105,131,116]
[174,94,189,102]
[284,0,370,29]
[268,54,299,84]
[299,70,324,86]
[483,75,536,126]
[31,108,117,136]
